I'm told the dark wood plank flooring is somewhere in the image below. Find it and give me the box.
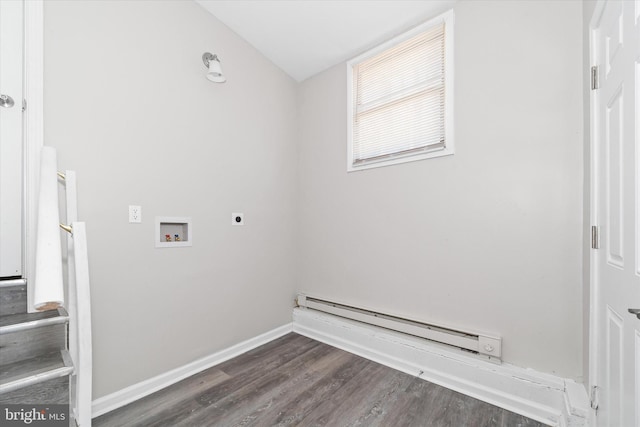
[94,333,547,427]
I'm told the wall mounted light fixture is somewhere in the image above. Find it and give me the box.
[202,52,226,83]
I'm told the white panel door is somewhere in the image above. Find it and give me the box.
[0,0,24,278]
[592,1,640,426]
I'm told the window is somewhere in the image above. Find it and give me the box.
[347,10,454,171]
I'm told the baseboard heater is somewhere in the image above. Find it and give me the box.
[296,294,502,362]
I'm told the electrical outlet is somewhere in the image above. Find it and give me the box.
[232,213,244,225]
[129,205,142,223]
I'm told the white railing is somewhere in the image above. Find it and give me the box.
[34,146,64,310]
[34,146,93,427]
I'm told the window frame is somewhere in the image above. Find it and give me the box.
[346,9,455,172]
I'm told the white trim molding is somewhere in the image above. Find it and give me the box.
[23,0,44,313]
[91,323,293,418]
[293,308,589,427]
[587,4,605,427]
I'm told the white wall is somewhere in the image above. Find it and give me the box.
[43,0,586,399]
[44,0,298,399]
[297,0,584,380]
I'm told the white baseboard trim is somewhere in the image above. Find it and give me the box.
[91,323,293,418]
[293,308,589,427]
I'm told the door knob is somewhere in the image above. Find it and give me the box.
[0,94,15,108]
[629,309,640,320]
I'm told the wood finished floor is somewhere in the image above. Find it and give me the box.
[94,333,546,427]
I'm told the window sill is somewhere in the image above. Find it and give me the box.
[347,146,454,172]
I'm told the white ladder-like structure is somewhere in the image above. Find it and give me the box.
[33,146,93,427]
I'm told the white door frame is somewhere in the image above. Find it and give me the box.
[23,0,44,312]
[1,0,25,278]
[587,2,605,415]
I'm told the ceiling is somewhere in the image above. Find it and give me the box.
[196,0,455,82]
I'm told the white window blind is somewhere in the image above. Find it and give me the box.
[349,13,452,170]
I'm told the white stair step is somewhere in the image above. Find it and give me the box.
[0,308,69,366]
[0,350,73,394]
[0,307,69,335]
[0,278,27,288]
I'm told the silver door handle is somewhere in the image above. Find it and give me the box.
[629,309,640,320]
[0,94,15,108]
